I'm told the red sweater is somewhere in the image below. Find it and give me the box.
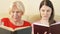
[1,18,31,29]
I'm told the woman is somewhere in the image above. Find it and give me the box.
[1,1,31,29]
[32,0,59,34]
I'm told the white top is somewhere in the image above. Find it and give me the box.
[32,21,60,27]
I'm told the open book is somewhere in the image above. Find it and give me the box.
[0,25,32,34]
[33,22,60,34]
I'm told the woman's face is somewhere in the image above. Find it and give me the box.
[10,5,23,22]
[40,5,52,20]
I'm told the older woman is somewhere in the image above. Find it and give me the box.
[1,1,31,29]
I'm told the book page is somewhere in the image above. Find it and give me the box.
[0,25,31,32]
[33,23,49,27]
[0,25,14,31]
[14,26,31,31]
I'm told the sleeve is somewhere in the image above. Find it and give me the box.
[1,18,9,26]
[24,21,31,26]
[0,18,4,26]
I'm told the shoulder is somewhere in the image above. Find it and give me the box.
[24,20,30,23]
[32,21,41,26]
[32,21,49,27]
[24,20,31,26]
[32,21,40,25]
[1,18,10,25]
[1,18,9,22]
[54,21,60,24]
[51,21,60,25]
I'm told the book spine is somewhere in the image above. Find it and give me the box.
[11,31,17,34]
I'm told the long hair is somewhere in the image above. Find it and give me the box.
[39,0,56,25]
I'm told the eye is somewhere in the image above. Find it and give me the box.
[47,10,50,12]
[16,11,20,13]
[16,11,23,14]
[12,11,15,13]
[42,10,45,12]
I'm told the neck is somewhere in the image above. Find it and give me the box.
[40,18,49,26]
[14,20,24,26]
[10,18,24,26]
[41,19,48,22]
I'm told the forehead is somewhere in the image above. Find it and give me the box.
[11,5,21,11]
[12,4,18,10]
[10,7,22,13]
[41,5,52,10]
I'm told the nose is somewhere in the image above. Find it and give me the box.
[14,12,17,16]
[44,11,47,15]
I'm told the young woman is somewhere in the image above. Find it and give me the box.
[32,0,60,34]
[1,1,31,29]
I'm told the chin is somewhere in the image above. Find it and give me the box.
[14,20,18,22]
[44,18,49,20]
[13,19,18,22]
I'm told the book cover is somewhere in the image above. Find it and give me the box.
[33,23,60,34]
[0,26,32,34]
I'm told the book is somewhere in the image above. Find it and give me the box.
[0,25,32,34]
[33,22,60,34]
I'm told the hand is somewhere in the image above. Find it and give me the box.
[0,20,4,26]
[44,31,47,34]
[37,32,39,34]
[0,19,1,25]
[44,31,52,34]
[49,33,51,34]
[37,31,47,34]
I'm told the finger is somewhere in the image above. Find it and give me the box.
[37,32,39,34]
[49,33,51,34]
[44,31,47,34]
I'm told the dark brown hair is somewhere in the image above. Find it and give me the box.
[39,0,56,25]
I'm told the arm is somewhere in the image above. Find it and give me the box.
[0,19,4,26]
[32,24,34,34]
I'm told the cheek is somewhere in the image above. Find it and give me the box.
[10,13,23,19]
[18,13,23,17]
[48,12,51,17]
[40,11,45,16]
[10,13,14,18]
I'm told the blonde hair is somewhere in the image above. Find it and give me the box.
[9,1,25,13]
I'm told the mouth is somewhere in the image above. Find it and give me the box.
[44,16,48,18]
[14,17,19,19]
